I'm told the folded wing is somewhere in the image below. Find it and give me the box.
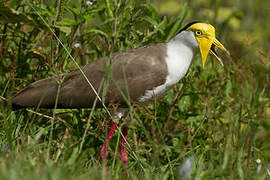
[11,44,168,109]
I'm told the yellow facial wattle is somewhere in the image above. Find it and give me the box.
[186,23,229,68]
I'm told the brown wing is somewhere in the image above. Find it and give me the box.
[11,43,168,109]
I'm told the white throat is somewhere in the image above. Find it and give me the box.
[139,31,199,102]
[165,30,199,85]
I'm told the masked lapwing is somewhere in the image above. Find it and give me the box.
[10,22,229,167]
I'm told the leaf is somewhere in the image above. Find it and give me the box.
[0,4,39,27]
[166,3,188,41]
[65,6,80,17]
[9,0,21,8]
[141,1,158,20]
[84,14,93,22]
[141,16,167,43]
[27,50,47,60]
[56,18,76,26]
[140,16,158,26]
[86,29,109,39]
[54,25,71,36]
[105,0,113,18]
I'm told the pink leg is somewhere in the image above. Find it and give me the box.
[100,123,116,162]
[120,125,128,177]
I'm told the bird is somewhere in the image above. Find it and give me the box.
[10,22,229,169]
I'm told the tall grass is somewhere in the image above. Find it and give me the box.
[0,0,269,179]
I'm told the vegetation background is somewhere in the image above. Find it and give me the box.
[0,0,269,179]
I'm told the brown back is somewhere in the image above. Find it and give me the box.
[11,44,168,109]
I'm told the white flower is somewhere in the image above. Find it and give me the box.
[256,159,261,164]
[86,1,93,5]
[74,43,80,48]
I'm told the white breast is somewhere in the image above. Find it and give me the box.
[139,31,199,102]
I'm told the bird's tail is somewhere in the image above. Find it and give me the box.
[11,76,60,110]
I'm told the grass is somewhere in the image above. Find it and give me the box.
[0,0,270,179]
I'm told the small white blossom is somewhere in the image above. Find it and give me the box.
[256,159,261,164]
[86,1,93,5]
[74,43,80,48]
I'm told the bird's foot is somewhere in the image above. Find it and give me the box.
[100,123,129,178]
[100,123,116,163]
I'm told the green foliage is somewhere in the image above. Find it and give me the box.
[0,0,269,179]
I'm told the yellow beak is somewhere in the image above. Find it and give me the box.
[197,37,230,68]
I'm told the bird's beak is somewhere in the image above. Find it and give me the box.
[198,37,230,68]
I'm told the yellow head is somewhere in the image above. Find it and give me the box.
[186,23,229,68]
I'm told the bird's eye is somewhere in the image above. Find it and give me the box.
[195,30,202,36]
